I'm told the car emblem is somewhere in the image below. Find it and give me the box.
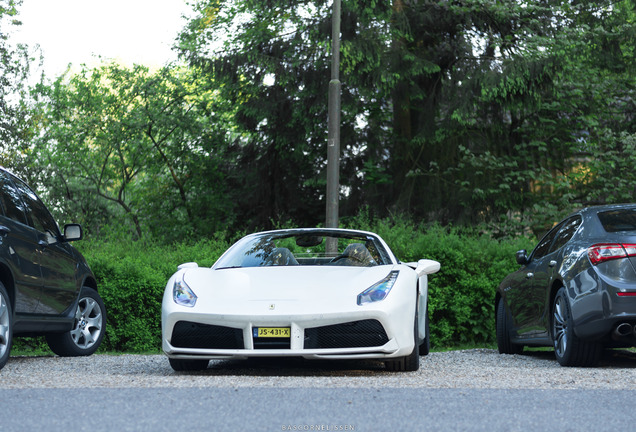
[269,303,275,310]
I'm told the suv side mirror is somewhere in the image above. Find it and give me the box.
[515,249,529,265]
[64,224,83,241]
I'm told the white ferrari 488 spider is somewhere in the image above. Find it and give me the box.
[162,228,440,372]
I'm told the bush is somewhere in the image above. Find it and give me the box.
[72,220,533,352]
[346,216,534,348]
[78,236,230,352]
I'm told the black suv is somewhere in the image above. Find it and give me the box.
[0,167,106,369]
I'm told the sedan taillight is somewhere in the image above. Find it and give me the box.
[588,243,636,265]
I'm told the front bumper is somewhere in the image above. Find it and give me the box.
[162,310,411,361]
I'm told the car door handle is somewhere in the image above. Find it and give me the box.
[38,240,48,248]
[526,272,534,279]
[0,225,10,237]
[549,260,557,267]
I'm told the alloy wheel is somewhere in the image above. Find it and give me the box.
[553,295,568,358]
[0,292,9,358]
[71,297,103,349]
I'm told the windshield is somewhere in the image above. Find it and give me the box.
[215,231,393,269]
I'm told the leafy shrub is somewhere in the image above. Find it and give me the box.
[78,236,230,352]
[72,219,533,352]
[345,215,534,348]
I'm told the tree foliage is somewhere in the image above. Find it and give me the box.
[0,0,38,172]
[31,63,233,240]
[178,0,337,229]
[173,0,636,237]
[3,0,635,242]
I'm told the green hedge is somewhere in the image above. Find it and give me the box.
[79,236,230,352]
[371,220,533,346]
[73,221,533,352]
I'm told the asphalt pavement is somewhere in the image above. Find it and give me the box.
[2,349,636,431]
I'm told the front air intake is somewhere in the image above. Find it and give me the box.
[171,321,244,349]
[303,319,389,349]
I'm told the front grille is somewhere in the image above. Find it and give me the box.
[171,321,244,349]
[253,338,291,350]
[303,319,389,349]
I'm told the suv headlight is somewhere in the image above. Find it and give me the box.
[173,276,197,307]
[357,271,399,305]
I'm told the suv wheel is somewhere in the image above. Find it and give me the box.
[46,287,106,356]
[0,282,13,369]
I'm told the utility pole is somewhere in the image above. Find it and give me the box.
[325,0,341,253]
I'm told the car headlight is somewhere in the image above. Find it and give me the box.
[173,276,197,307]
[357,271,399,305]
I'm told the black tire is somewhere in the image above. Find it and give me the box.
[0,282,13,370]
[169,358,209,371]
[46,287,106,357]
[496,297,523,355]
[552,287,601,367]
[386,306,420,372]
[419,306,430,356]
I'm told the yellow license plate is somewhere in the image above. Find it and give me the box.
[253,327,291,338]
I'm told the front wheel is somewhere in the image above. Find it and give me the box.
[552,287,601,367]
[419,307,430,356]
[0,282,13,370]
[496,297,523,355]
[46,287,107,357]
[385,307,420,372]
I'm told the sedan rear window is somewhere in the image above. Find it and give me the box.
[598,209,636,232]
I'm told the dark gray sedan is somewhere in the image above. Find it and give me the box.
[496,204,636,366]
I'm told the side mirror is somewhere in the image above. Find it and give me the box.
[63,224,83,241]
[515,250,529,265]
[414,259,441,277]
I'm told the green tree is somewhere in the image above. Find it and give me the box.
[32,63,231,240]
[436,0,636,233]
[23,0,636,240]
[179,0,338,230]
[0,0,38,171]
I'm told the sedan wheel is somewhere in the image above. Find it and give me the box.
[0,282,13,370]
[496,297,523,355]
[551,287,601,367]
[46,287,106,357]
[552,293,569,359]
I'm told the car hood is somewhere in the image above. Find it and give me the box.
[182,265,399,307]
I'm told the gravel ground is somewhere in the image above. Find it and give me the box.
[2,348,636,389]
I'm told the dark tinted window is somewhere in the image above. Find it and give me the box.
[532,222,563,260]
[549,216,582,253]
[0,171,28,224]
[11,178,59,239]
[598,209,636,232]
